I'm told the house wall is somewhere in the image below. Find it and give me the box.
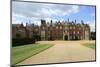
[12,20,90,40]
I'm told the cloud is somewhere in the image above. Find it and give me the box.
[12,1,80,23]
[86,21,95,32]
[90,13,95,17]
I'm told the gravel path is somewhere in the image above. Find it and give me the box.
[17,40,95,65]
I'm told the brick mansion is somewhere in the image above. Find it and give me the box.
[12,19,90,40]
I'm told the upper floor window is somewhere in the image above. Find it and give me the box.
[73,26,75,29]
[60,26,62,29]
[56,26,58,29]
[77,31,79,34]
[65,31,67,33]
[70,26,72,29]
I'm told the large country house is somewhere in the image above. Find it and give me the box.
[12,19,90,40]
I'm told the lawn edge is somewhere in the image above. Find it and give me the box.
[82,43,95,49]
[12,44,54,66]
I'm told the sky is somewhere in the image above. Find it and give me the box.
[12,1,96,32]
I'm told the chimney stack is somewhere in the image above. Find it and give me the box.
[75,20,76,23]
[68,18,69,22]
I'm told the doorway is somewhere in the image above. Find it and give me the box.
[64,35,68,40]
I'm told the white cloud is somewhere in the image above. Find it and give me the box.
[12,1,95,32]
[90,13,95,17]
[12,1,80,23]
[87,21,95,32]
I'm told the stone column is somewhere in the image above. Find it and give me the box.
[68,32,69,40]
[63,32,65,40]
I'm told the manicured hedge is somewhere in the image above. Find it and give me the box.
[12,38,35,47]
[33,35,41,41]
[91,32,96,40]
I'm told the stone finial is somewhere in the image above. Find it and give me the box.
[50,20,52,24]
[41,19,46,25]
[21,22,23,27]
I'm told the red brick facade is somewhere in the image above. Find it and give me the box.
[12,19,90,40]
[40,19,90,40]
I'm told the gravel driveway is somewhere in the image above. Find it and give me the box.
[17,40,95,65]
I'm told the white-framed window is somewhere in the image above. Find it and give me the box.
[60,26,62,29]
[65,26,67,29]
[70,26,72,29]
[56,26,58,29]
[73,31,75,34]
[41,31,45,36]
[73,26,75,29]
[73,36,75,39]
[77,31,79,34]
[65,30,67,33]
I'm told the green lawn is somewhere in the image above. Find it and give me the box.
[11,43,54,65]
[82,43,95,49]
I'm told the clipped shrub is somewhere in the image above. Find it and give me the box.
[12,38,35,47]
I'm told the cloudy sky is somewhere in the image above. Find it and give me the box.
[12,1,96,32]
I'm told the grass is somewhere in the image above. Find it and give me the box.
[82,43,95,49]
[11,43,54,65]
